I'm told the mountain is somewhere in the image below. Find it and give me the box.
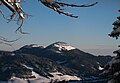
[0,51,80,82]
[46,42,76,52]
[15,42,113,76]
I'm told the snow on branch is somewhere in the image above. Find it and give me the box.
[109,11,120,39]
[0,0,98,33]
[39,0,98,18]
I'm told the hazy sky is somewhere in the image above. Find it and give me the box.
[0,0,120,56]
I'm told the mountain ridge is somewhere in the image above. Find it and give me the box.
[0,52,79,81]
[0,41,113,82]
[15,41,113,76]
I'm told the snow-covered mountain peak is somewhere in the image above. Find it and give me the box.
[52,42,76,51]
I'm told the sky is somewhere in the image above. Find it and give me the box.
[0,0,120,56]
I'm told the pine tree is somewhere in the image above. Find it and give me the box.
[101,10,120,83]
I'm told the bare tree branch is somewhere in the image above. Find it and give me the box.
[55,1,98,7]
[0,35,21,47]
[0,0,98,35]
[0,36,21,42]
[0,10,8,19]
[0,41,13,46]
[1,0,15,13]
[0,0,29,34]
[56,10,78,18]
[39,0,98,18]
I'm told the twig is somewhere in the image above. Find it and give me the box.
[55,2,98,7]
[0,41,13,46]
[0,36,22,43]
[57,10,78,18]
[0,10,9,20]
[0,37,22,42]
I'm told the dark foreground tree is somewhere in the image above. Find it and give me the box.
[100,10,120,83]
[109,10,120,39]
[100,47,120,83]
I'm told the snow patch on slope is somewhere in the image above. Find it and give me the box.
[30,71,80,82]
[22,64,33,70]
[1,65,80,83]
[1,71,80,83]
[49,72,81,81]
[98,66,104,70]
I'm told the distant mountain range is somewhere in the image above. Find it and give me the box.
[0,42,113,82]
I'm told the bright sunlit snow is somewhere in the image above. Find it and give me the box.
[98,66,104,70]
[54,43,75,51]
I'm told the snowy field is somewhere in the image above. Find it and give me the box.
[0,72,80,83]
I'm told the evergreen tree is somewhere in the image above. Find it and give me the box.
[101,10,120,83]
